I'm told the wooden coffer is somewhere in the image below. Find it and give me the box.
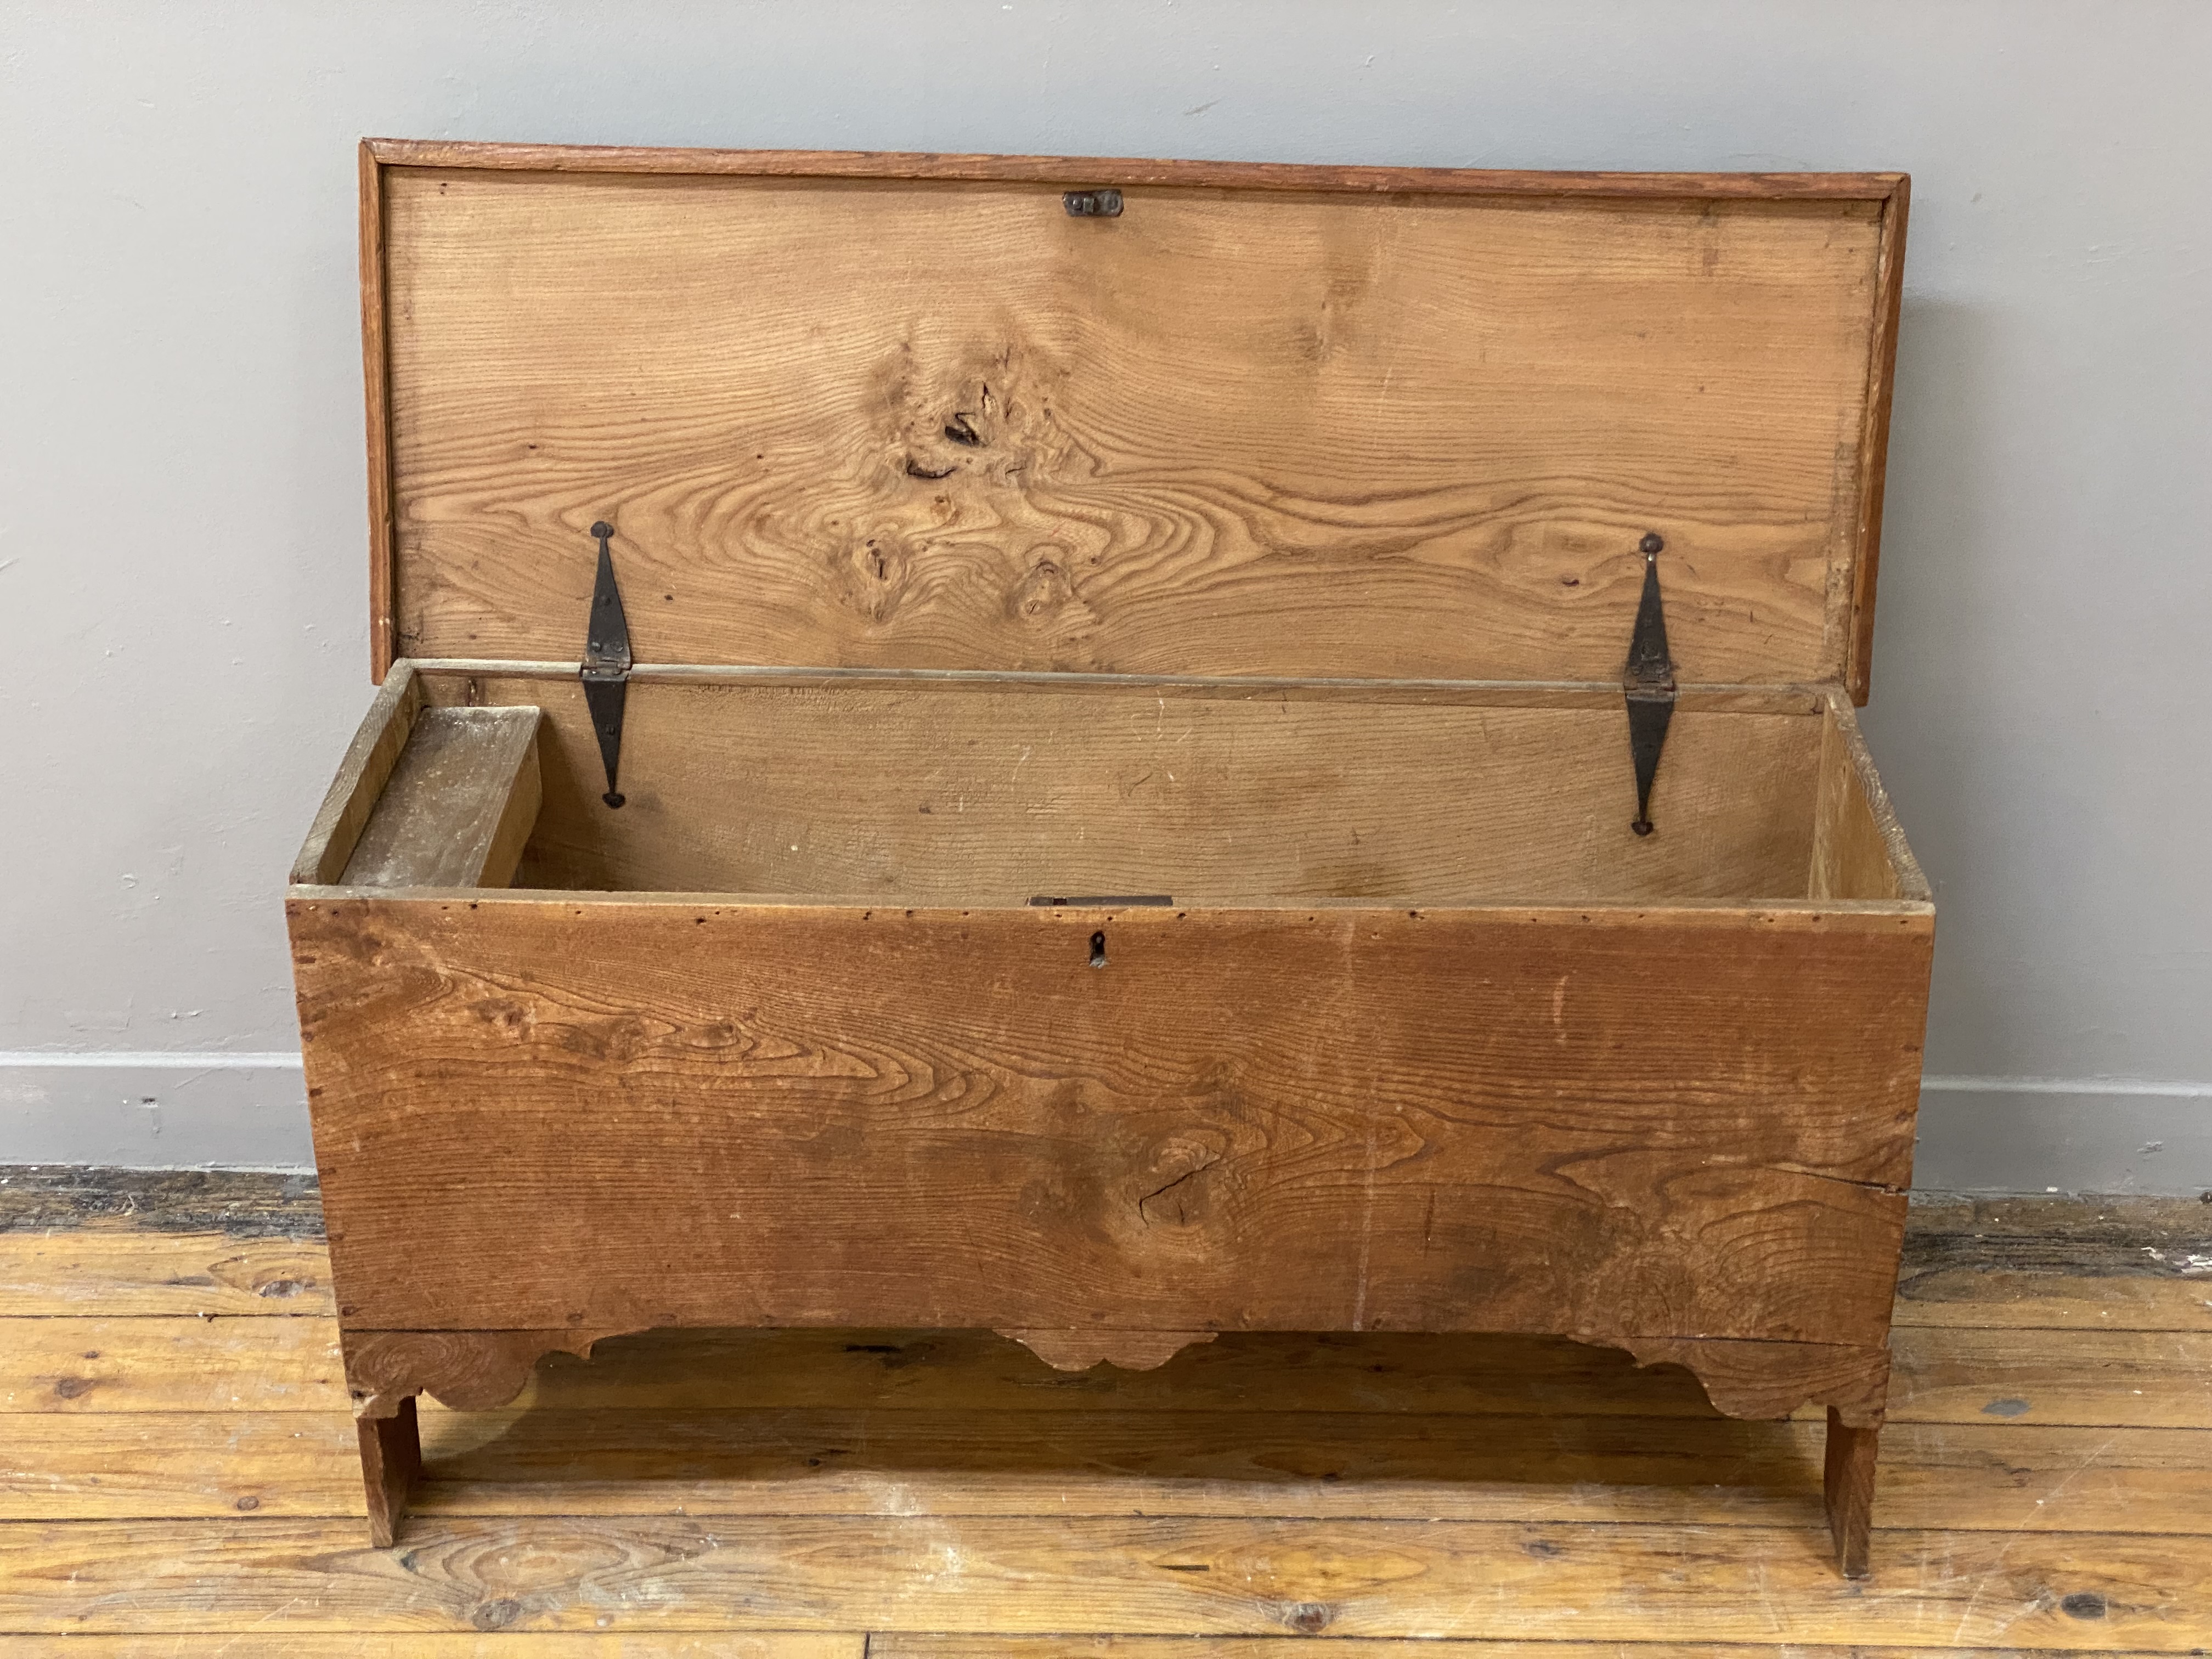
[289,141,1931,1574]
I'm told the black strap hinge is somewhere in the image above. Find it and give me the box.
[579,520,631,809]
[1623,531,1675,837]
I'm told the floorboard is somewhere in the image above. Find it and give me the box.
[2,1514,2204,1644]
[0,1229,334,1317]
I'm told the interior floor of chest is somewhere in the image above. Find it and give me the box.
[318,667,1925,908]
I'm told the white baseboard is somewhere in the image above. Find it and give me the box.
[2,1054,2208,1193]
[1912,1076,2212,1196]
[0,1052,312,1169]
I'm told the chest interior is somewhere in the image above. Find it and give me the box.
[308,667,1910,906]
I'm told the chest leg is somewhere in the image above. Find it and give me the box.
[1824,1404,1882,1578]
[356,1395,421,1548]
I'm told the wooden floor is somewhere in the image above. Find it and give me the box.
[0,1171,2207,1654]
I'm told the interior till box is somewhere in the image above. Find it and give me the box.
[331,670,1908,906]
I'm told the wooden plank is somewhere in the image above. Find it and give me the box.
[368,139,1908,201]
[1815,688,1928,902]
[1810,704,1903,902]
[0,1515,2200,1642]
[0,1316,343,1413]
[381,167,1887,687]
[1847,174,1910,705]
[1887,1326,2212,1428]
[2,1639,856,1657]
[416,661,1836,710]
[0,1231,331,1316]
[1895,1270,2212,1331]
[340,706,543,888]
[425,675,1829,903]
[0,1412,363,1519]
[364,138,398,682]
[289,662,422,883]
[9,1408,2203,1535]
[290,900,1928,1351]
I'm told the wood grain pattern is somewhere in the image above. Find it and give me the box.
[291,899,1929,1354]
[1811,707,1897,901]
[1822,1407,1879,1578]
[1887,1327,2212,1428]
[360,1393,420,1547]
[0,1315,344,1413]
[377,165,1889,686]
[340,706,542,888]
[427,674,1832,902]
[1848,173,1910,704]
[0,1230,331,1316]
[289,663,422,883]
[417,662,1833,709]
[10,1406,2208,1536]
[1811,689,1926,904]
[0,1412,364,1518]
[2,1514,2200,1641]
[363,139,398,681]
[1893,1268,2212,1330]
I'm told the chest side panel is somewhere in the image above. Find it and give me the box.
[291,900,1929,1343]
[381,168,1886,684]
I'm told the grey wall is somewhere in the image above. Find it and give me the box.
[3,2,2207,1189]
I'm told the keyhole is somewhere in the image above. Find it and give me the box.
[1090,930,1107,968]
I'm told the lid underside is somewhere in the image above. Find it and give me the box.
[365,145,1905,695]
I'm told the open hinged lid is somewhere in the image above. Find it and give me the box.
[362,142,1907,700]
